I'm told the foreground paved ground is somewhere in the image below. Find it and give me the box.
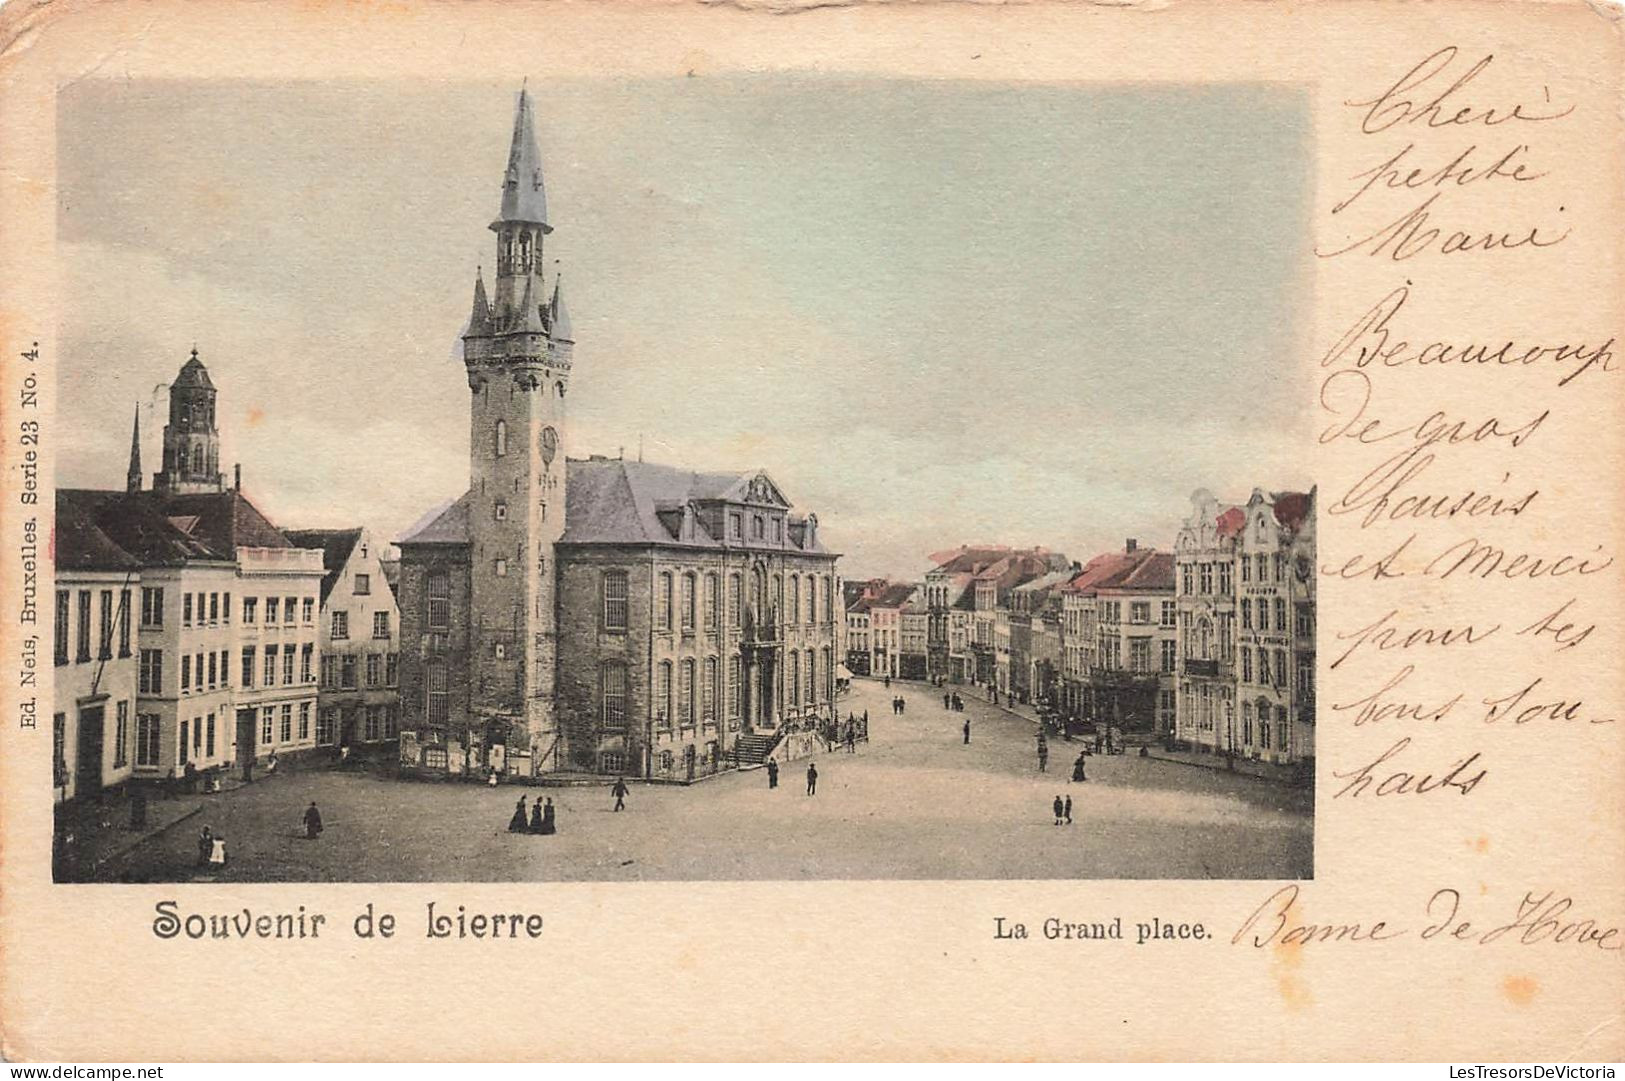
[104,678,1312,882]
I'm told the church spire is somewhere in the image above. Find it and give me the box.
[549,276,573,343]
[469,266,491,335]
[496,86,550,229]
[126,404,142,494]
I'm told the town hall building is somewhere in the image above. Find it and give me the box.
[396,88,841,780]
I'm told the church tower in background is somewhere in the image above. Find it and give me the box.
[461,86,575,765]
[153,347,226,496]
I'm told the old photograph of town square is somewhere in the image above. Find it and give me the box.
[50,78,1315,882]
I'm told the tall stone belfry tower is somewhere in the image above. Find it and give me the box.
[153,347,226,495]
[462,86,575,763]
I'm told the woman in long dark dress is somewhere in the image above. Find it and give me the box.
[508,796,528,833]
[529,798,545,833]
[539,797,556,835]
[1072,753,1088,783]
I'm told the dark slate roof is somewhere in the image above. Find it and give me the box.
[867,584,917,610]
[174,352,215,390]
[562,458,827,553]
[158,491,291,551]
[56,489,231,570]
[282,528,363,602]
[399,492,473,547]
[498,88,548,226]
[380,559,400,590]
[1098,550,1174,592]
[56,491,143,573]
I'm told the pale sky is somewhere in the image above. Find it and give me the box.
[58,77,1312,581]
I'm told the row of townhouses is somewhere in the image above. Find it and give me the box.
[840,487,1315,766]
[52,352,401,803]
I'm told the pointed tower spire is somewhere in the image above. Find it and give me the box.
[469,266,491,335]
[518,267,545,333]
[126,404,142,494]
[497,86,550,229]
[549,276,573,343]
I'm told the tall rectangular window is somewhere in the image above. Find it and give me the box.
[139,649,163,694]
[302,598,314,623]
[54,591,69,665]
[602,570,628,631]
[280,705,293,743]
[373,611,390,639]
[386,652,399,687]
[341,654,357,690]
[206,651,217,688]
[76,589,92,662]
[299,702,311,741]
[656,572,672,631]
[704,574,718,631]
[681,574,696,630]
[113,701,130,768]
[241,646,255,688]
[261,707,274,745]
[209,592,219,624]
[178,720,189,765]
[284,597,296,624]
[242,597,256,624]
[427,571,450,630]
[181,654,191,693]
[266,597,279,624]
[118,588,132,656]
[331,611,349,641]
[367,653,381,688]
[318,708,336,745]
[183,592,193,627]
[703,657,717,721]
[601,663,627,731]
[727,656,740,721]
[263,646,277,686]
[679,660,695,725]
[205,714,215,758]
[223,592,232,623]
[141,586,164,627]
[301,643,313,683]
[656,662,672,729]
[96,590,113,658]
[427,664,449,724]
[1161,639,1177,673]
[282,645,295,686]
[729,574,741,628]
[136,713,160,767]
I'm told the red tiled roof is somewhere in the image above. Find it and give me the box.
[1273,491,1312,530]
[1215,505,1246,537]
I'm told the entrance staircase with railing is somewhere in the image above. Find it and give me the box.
[731,731,779,767]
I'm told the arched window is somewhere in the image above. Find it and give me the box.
[600,662,627,731]
[191,444,204,474]
[789,576,800,624]
[681,572,696,630]
[679,659,695,726]
[656,662,672,730]
[788,651,800,708]
[1241,701,1253,745]
[703,658,717,722]
[494,420,508,458]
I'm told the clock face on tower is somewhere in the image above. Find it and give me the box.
[539,426,558,466]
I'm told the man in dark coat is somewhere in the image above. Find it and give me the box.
[963,719,971,745]
[806,762,818,796]
[611,776,629,812]
[1064,794,1073,825]
[1052,795,1064,826]
[303,801,323,840]
[1037,734,1049,773]
[766,758,779,789]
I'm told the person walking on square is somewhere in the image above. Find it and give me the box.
[529,798,545,833]
[806,762,818,796]
[845,724,856,754]
[539,797,556,835]
[611,776,629,812]
[303,801,323,840]
[508,796,529,833]
[766,758,779,789]
[963,718,971,745]
[1072,752,1088,783]
[944,692,951,710]
[1064,794,1073,825]
[196,826,213,868]
[1037,733,1049,773]
[1052,795,1064,826]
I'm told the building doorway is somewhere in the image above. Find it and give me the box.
[236,709,256,767]
[75,704,104,797]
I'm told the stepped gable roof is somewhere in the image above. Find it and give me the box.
[1272,490,1313,531]
[399,491,473,547]
[562,458,829,553]
[57,489,230,569]
[158,490,291,552]
[282,528,364,602]
[56,490,144,573]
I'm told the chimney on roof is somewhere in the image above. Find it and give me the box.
[1125,538,1137,552]
[234,463,242,491]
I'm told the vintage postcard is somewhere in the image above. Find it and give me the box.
[0,0,1621,1063]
